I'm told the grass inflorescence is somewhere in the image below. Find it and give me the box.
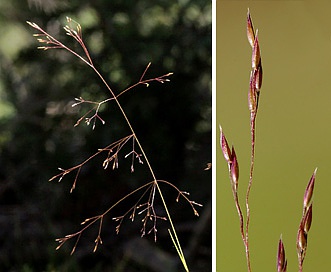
[27,16,202,271]
[219,9,317,272]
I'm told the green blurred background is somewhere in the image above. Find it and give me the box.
[217,1,331,271]
[0,0,211,271]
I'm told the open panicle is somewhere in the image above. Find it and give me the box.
[28,16,202,272]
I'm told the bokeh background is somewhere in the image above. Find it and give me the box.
[0,0,211,271]
[217,1,331,271]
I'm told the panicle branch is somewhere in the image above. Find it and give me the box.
[72,97,114,129]
[49,135,135,191]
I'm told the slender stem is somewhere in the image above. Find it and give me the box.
[245,112,257,272]
[233,190,246,249]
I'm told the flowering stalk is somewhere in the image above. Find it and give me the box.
[245,9,263,271]
[220,9,319,272]
[220,126,250,268]
[219,10,263,272]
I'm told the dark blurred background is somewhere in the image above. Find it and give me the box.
[0,0,211,271]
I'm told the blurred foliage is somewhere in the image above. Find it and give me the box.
[0,0,211,271]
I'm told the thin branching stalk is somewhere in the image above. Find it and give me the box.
[27,17,201,271]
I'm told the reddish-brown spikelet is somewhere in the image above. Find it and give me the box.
[297,227,307,261]
[251,33,261,70]
[220,126,232,163]
[230,146,239,190]
[303,168,316,211]
[247,9,255,48]
[248,75,257,112]
[255,64,263,90]
[277,237,287,272]
[302,204,313,234]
